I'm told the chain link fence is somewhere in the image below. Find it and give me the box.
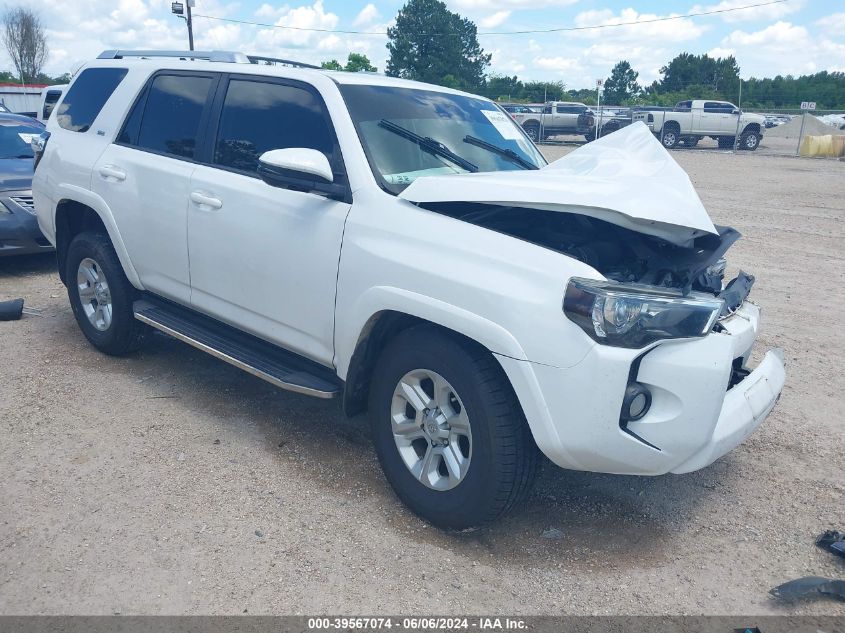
[531,104,845,158]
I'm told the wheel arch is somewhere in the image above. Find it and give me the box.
[661,119,681,132]
[339,296,528,418]
[741,122,761,135]
[53,188,142,288]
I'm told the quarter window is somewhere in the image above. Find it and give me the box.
[121,74,214,159]
[212,79,335,174]
[56,68,127,132]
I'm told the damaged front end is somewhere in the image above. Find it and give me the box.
[402,123,756,341]
[422,201,754,322]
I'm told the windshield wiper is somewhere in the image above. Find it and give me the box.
[378,120,478,173]
[463,135,539,170]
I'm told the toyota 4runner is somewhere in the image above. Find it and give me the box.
[32,50,785,529]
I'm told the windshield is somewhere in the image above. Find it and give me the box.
[0,119,43,159]
[339,84,546,194]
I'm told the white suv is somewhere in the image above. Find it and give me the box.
[32,50,785,529]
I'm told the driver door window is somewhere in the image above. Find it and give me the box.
[211,79,337,176]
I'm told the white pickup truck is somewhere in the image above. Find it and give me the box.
[633,100,765,150]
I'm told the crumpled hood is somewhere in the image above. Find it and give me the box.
[399,121,716,246]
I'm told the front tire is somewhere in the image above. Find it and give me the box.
[524,123,540,143]
[739,131,760,150]
[66,231,149,356]
[368,326,540,529]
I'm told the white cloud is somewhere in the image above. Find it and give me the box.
[814,12,845,38]
[480,11,511,28]
[352,3,380,27]
[572,8,705,42]
[532,56,581,72]
[718,21,845,77]
[722,20,806,48]
[448,0,577,8]
[690,0,804,23]
[254,1,339,49]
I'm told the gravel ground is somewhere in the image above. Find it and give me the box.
[1,149,844,616]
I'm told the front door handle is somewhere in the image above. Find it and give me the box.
[190,191,223,210]
[98,165,126,182]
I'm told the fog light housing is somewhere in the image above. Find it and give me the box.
[621,383,651,421]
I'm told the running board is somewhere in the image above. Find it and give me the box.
[133,299,341,399]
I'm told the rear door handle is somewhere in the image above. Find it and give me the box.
[190,191,223,210]
[98,165,126,181]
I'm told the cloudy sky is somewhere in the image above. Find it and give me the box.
[11,0,844,88]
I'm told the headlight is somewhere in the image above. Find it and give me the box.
[563,277,724,348]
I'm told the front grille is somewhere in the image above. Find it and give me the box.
[9,195,34,214]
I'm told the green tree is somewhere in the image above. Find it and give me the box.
[603,60,641,104]
[656,52,740,97]
[321,53,377,73]
[344,52,376,73]
[483,74,523,101]
[386,0,490,91]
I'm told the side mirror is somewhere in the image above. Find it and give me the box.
[732,109,741,115]
[257,148,346,200]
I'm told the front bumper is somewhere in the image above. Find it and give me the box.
[498,301,785,476]
[0,191,53,257]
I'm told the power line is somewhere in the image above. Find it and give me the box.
[192,0,789,37]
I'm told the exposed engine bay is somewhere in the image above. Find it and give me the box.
[421,202,754,313]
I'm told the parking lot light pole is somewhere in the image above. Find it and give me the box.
[171,0,195,51]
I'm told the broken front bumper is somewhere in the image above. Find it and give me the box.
[498,301,786,476]
[671,346,785,473]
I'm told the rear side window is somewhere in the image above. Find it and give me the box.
[120,74,214,160]
[42,90,62,119]
[212,79,334,174]
[56,68,127,132]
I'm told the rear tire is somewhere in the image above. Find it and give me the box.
[660,126,680,149]
[368,325,540,529]
[65,231,149,356]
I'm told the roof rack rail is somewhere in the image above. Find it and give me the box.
[98,50,250,63]
[246,55,321,70]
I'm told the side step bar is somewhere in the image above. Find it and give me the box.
[133,299,342,399]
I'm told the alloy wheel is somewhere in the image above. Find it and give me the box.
[77,257,113,331]
[390,369,472,491]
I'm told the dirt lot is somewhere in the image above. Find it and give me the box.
[1,149,843,616]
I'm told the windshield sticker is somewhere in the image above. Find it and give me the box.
[384,166,462,185]
[481,110,522,140]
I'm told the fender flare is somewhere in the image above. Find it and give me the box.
[335,285,529,380]
[55,183,144,289]
[661,119,682,133]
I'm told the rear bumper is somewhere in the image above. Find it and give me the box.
[498,301,785,476]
